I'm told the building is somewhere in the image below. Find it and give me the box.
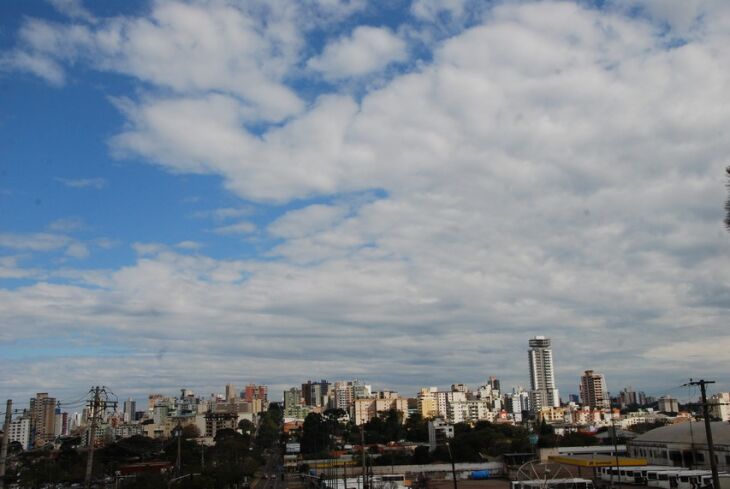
[417,387,438,418]
[351,393,409,425]
[243,384,268,405]
[302,380,330,407]
[447,399,496,424]
[30,393,57,448]
[225,383,237,402]
[330,380,371,411]
[580,370,609,409]
[658,396,679,413]
[54,410,68,436]
[619,387,640,408]
[123,398,136,423]
[628,421,730,470]
[204,411,238,438]
[428,418,454,452]
[507,388,530,422]
[489,376,501,393]
[528,336,560,412]
[710,393,730,422]
[8,415,31,450]
[284,388,302,410]
[436,390,467,418]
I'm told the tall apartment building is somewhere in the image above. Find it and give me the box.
[225,383,237,402]
[507,388,530,422]
[620,387,638,407]
[123,398,136,423]
[283,388,302,410]
[528,336,560,412]
[417,387,438,418]
[30,392,57,448]
[302,380,330,407]
[331,380,371,411]
[244,384,268,411]
[8,415,31,450]
[428,419,454,452]
[658,395,679,413]
[710,393,730,421]
[351,393,409,425]
[436,390,466,418]
[580,370,609,409]
[489,376,501,393]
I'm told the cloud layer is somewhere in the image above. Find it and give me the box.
[1,0,730,402]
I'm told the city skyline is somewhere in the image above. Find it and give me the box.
[2,1,730,403]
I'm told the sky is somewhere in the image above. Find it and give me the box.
[1,0,729,407]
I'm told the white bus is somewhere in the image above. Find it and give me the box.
[598,466,679,485]
[510,478,595,489]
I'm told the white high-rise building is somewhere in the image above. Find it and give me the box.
[8,415,31,450]
[528,336,560,411]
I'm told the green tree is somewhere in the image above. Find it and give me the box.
[302,412,330,454]
[404,413,429,442]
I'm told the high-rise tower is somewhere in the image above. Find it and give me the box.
[528,336,560,412]
[580,370,609,408]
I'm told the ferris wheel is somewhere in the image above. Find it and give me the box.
[513,461,588,489]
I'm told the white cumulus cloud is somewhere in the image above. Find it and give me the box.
[307,26,408,80]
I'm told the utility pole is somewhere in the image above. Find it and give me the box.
[174,423,183,477]
[611,417,620,486]
[0,399,13,489]
[686,379,720,489]
[360,426,367,489]
[84,386,117,489]
[85,386,101,489]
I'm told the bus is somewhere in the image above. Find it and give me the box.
[511,478,595,489]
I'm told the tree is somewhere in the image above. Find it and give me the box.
[301,413,330,454]
[182,424,201,439]
[560,432,598,446]
[238,419,256,435]
[405,413,428,442]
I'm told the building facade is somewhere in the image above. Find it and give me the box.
[528,336,560,412]
[8,415,31,450]
[580,370,609,409]
[30,393,57,448]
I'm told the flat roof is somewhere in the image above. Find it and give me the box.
[548,455,647,467]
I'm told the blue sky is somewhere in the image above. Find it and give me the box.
[1,0,729,406]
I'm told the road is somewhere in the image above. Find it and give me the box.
[256,445,304,489]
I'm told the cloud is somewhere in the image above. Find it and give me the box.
[0,232,73,252]
[268,204,349,239]
[0,50,66,85]
[175,241,203,250]
[48,0,96,23]
[3,0,730,400]
[0,256,43,280]
[411,0,468,22]
[192,207,254,221]
[308,26,408,80]
[0,232,102,261]
[212,221,257,235]
[6,2,309,121]
[55,177,107,189]
[48,217,86,232]
[64,242,90,259]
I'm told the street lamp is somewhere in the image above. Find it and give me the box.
[445,441,458,489]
